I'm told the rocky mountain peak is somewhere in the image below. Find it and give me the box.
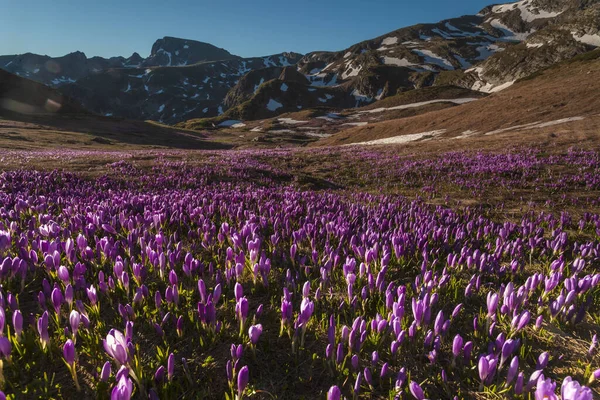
[143,36,238,67]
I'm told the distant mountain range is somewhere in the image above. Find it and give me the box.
[1,0,599,125]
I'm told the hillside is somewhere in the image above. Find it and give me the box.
[314,49,600,146]
[0,69,229,150]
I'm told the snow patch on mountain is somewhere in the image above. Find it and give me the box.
[266,99,283,111]
[412,49,454,70]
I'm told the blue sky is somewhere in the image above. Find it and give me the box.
[0,0,495,58]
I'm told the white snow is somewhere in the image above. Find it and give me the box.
[269,129,294,134]
[528,117,585,129]
[475,44,501,60]
[251,127,263,132]
[318,98,328,103]
[266,99,283,111]
[452,130,480,139]
[278,118,308,125]
[202,108,209,113]
[351,89,372,106]
[454,54,472,68]
[279,56,291,66]
[445,22,462,32]
[572,32,600,47]
[342,64,362,79]
[382,57,416,67]
[304,132,333,138]
[219,120,245,127]
[51,76,76,85]
[492,1,563,22]
[254,78,265,93]
[526,42,544,48]
[341,122,368,127]
[359,98,479,114]
[218,106,224,115]
[489,80,516,93]
[157,49,172,66]
[489,19,530,41]
[381,37,399,46]
[280,83,288,92]
[203,77,210,84]
[263,57,276,68]
[124,83,132,93]
[412,49,454,70]
[484,117,585,135]
[484,121,542,135]
[183,44,189,49]
[158,104,165,113]
[348,130,446,146]
[325,94,334,100]
[344,52,353,59]
[33,68,40,74]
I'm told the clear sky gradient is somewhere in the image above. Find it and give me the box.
[0,0,496,58]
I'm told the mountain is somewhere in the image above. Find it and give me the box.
[0,69,229,150]
[314,48,600,146]
[179,0,600,127]
[57,52,303,124]
[142,37,238,67]
[2,1,599,127]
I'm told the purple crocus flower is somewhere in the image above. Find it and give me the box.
[535,376,558,400]
[237,365,249,398]
[234,282,243,302]
[409,380,425,400]
[104,329,129,365]
[0,337,11,359]
[507,356,519,385]
[561,377,593,400]
[327,385,341,400]
[70,310,81,337]
[101,361,112,382]
[452,334,463,358]
[111,373,133,400]
[12,309,22,338]
[249,324,263,345]
[63,339,76,367]
[37,311,50,349]
[167,353,174,381]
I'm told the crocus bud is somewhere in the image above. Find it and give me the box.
[0,337,11,360]
[327,385,341,400]
[354,372,362,394]
[69,310,81,337]
[167,353,174,381]
[452,334,463,358]
[12,310,23,337]
[507,356,518,385]
[515,372,524,395]
[409,381,425,400]
[237,365,249,396]
[249,324,263,345]
[351,354,359,370]
[101,361,112,382]
[63,339,75,366]
[537,352,549,369]
[234,283,243,302]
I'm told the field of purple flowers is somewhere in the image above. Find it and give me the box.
[0,147,599,399]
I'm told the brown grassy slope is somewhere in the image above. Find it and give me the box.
[0,68,84,115]
[355,85,486,111]
[0,115,233,150]
[315,50,600,146]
